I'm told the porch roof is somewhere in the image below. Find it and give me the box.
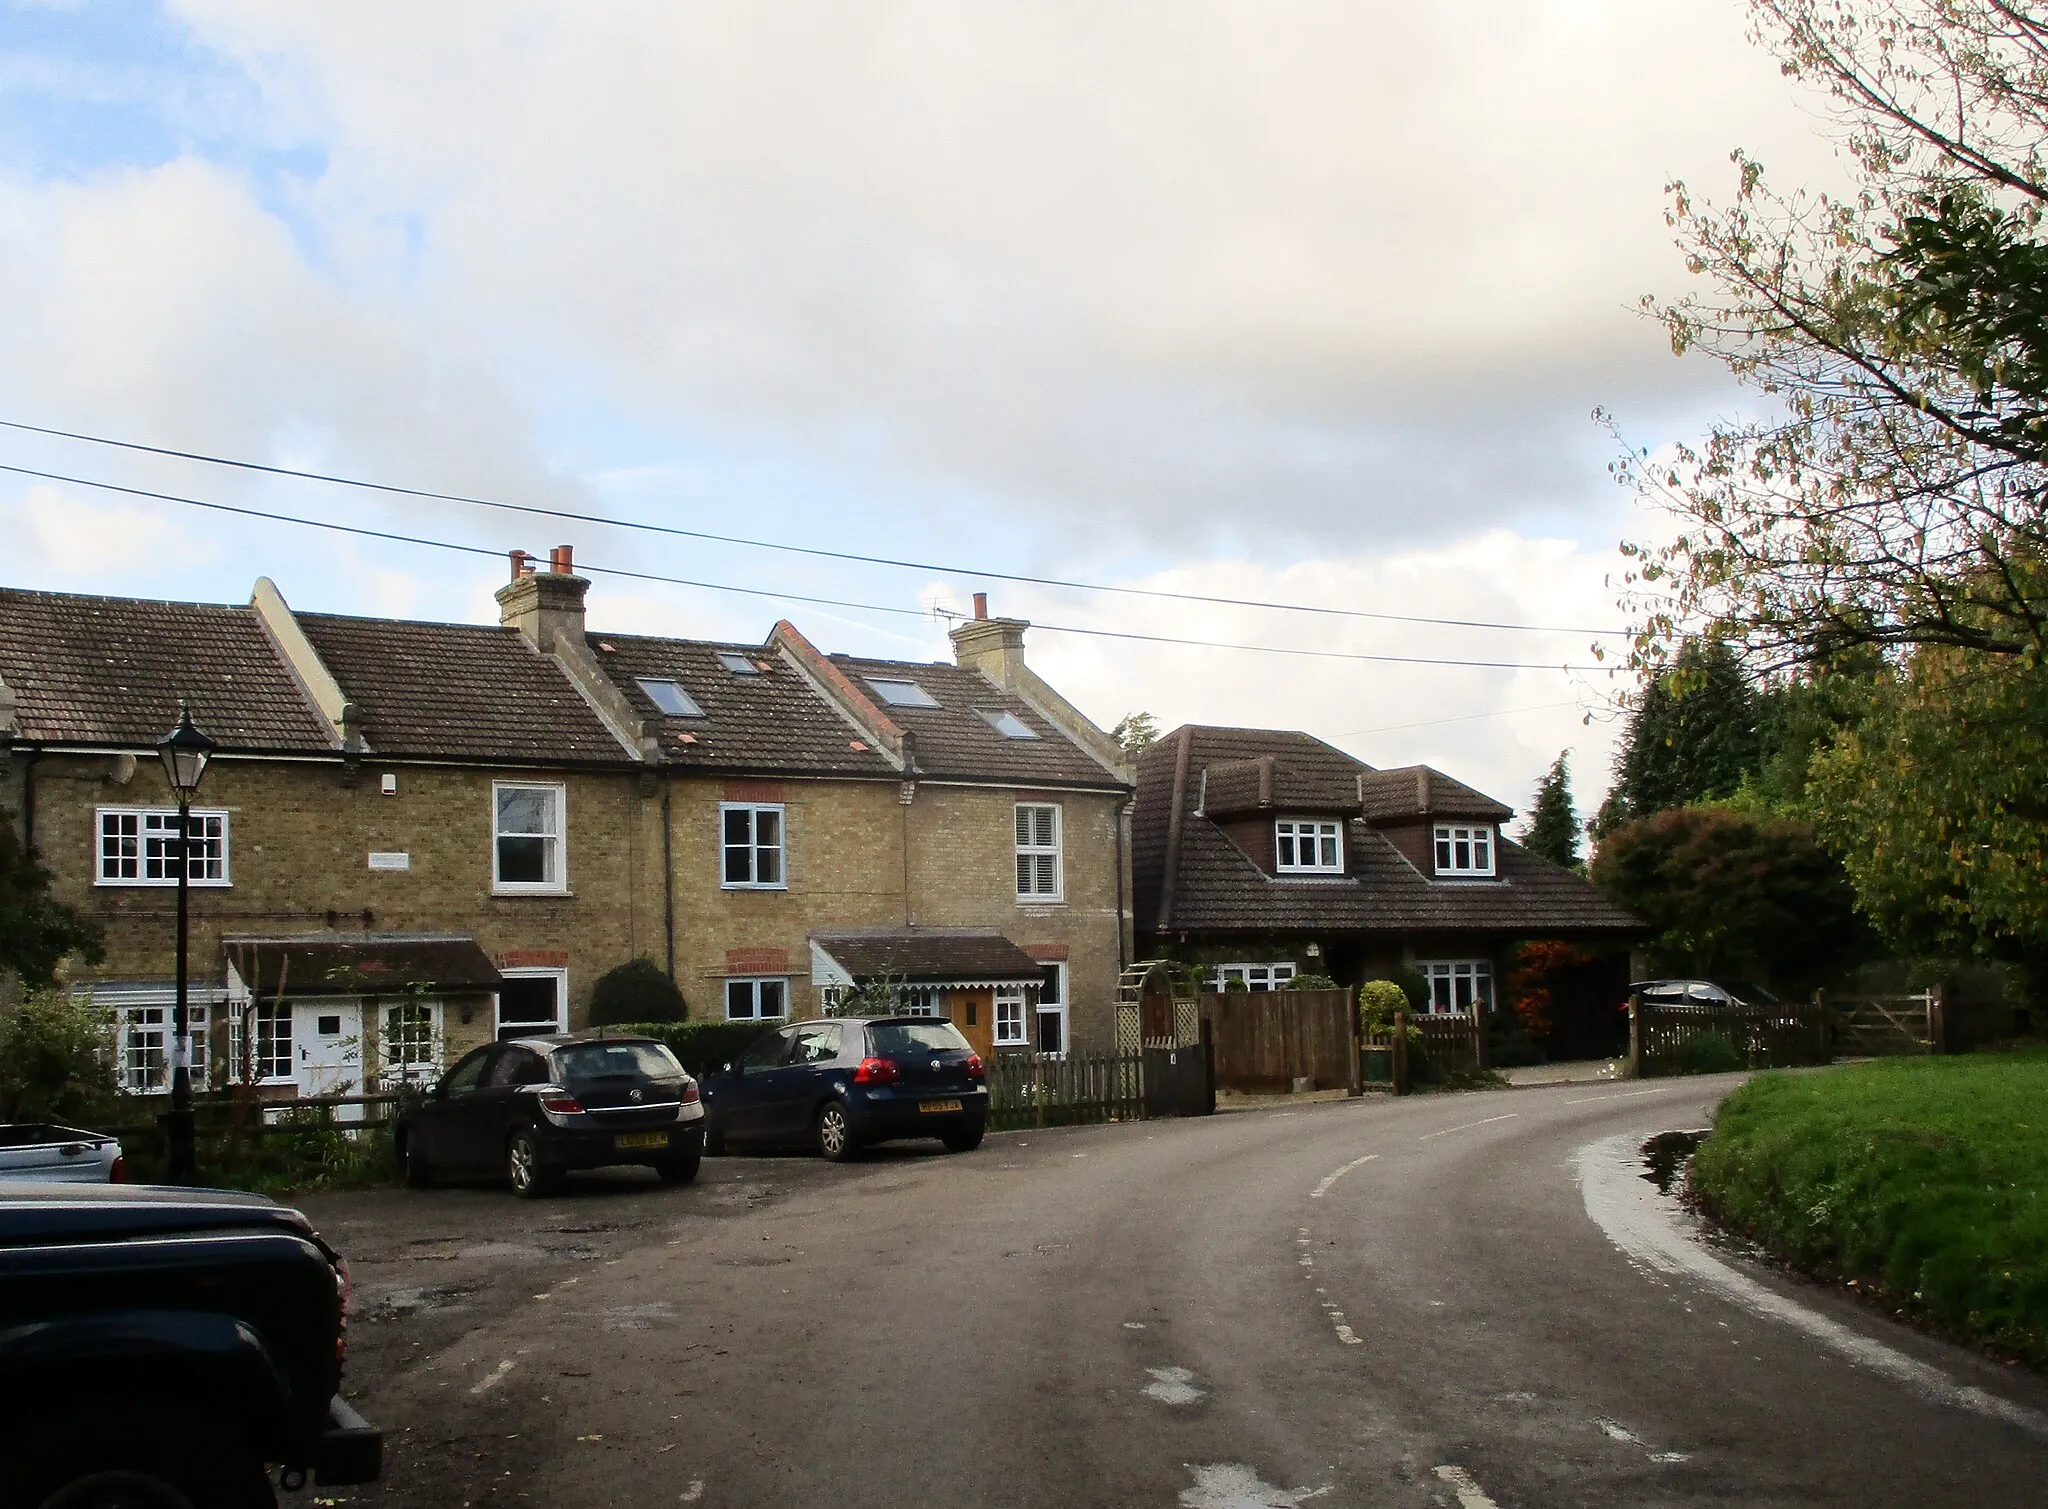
[223,932,504,999]
[809,928,1048,987]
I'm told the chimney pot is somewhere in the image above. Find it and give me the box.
[509,549,532,581]
[549,544,574,574]
[973,592,989,620]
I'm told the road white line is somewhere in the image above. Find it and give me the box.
[1432,1465,1500,1507]
[1576,1131,2048,1444]
[1418,1113,1518,1141]
[1180,1464,1328,1507]
[1564,1087,1685,1106]
[469,1358,517,1395]
[1309,1153,1379,1198]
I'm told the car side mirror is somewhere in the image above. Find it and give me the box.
[722,1061,738,1075]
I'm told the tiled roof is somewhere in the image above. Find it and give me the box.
[1134,724,1643,941]
[811,928,1047,984]
[588,635,897,776]
[224,932,504,997]
[0,588,333,752]
[1359,766,1514,823]
[296,613,632,765]
[827,656,1125,788]
[1201,754,1364,818]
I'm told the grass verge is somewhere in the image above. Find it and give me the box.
[1689,1048,2048,1367]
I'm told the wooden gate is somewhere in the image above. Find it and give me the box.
[1828,990,1940,1055]
[1203,989,1359,1093]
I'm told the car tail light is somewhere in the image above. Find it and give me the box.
[852,1056,900,1085]
[538,1091,585,1115]
[109,1155,127,1184]
[679,1081,700,1104]
[965,1054,985,1080]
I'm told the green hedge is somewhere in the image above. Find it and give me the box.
[607,1019,773,1075]
[1690,1050,2048,1366]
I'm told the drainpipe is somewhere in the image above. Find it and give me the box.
[22,747,39,852]
[660,770,676,981]
[1114,797,1130,973]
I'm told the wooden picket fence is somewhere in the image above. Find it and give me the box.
[1629,1002,1829,1077]
[985,1047,1145,1130]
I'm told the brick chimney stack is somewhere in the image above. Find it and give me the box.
[949,595,1029,688]
[496,543,589,653]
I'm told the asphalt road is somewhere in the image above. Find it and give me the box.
[300,1077,2048,1508]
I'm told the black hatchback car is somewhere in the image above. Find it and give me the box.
[396,1034,707,1197]
[700,1016,988,1161]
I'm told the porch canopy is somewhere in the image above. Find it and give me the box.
[223,931,505,999]
[809,927,1046,991]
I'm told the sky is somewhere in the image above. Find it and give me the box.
[0,0,1851,825]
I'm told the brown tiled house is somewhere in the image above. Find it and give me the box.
[1132,726,1644,1055]
[0,557,1131,1101]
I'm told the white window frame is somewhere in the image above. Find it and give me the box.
[1210,962,1297,993]
[1035,963,1068,1056]
[492,781,567,894]
[993,985,1029,1047]
[496,966,569,1039]
[725,977,789,1021]
[1015,803,1064,902]
[95,807,231,887]
[1432,823,1495,877]
[379,1000,445,1086]
[1417,959,1494,1015]
[721,803,787,890]
[1274,818,1343,874]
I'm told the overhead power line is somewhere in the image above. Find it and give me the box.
[0,416,1627,638]
[0,462,1608,673]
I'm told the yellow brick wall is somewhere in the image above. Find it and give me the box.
[25,754,1131,1052]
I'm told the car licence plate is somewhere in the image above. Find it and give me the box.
[614,1130,670,1150]
[919,1099,963,1114]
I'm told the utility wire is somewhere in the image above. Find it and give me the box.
[1,461,1607,672]
[0,416,1627,638]
[1331,700,1585,737]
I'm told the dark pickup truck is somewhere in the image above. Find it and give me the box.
[0,1183,381,1509]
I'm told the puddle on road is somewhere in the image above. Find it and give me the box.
[1639,1130,1710,1194]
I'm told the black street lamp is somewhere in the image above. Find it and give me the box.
[157,701,215,1183]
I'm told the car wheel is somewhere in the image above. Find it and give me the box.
[941,1125,984,1154]
[656,1150,701,1185]
[401,1131,433,1189]
[507,1128,556,1198]
[15,1414,274,1509]
[34,1470,198,1509]
[816,1101,859,1162]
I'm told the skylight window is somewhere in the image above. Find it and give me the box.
[635,677,703,717]
[717,652,763,675]
[978,708,1038,740]
[866,677,939,708]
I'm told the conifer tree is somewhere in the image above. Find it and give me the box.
[1520,752,1580,869]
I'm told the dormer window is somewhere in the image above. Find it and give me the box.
[1434,823,1494,877]
[1275,818,1343,874]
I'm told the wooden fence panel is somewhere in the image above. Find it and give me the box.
[1635,1003,1829,1076]
[986,1048,1145,1130]
[1202,990,1355,1091]
[1413,1015,1480,1073]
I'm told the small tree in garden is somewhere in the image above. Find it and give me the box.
[1357,980,1410,1030]
[588,958,687,1026]
[1504,941,1591,1041]
[0,821,103,986]
[1519,753,1581,869]
[0,989,121,1124]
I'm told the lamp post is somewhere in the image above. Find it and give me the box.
[157,701,215,1184]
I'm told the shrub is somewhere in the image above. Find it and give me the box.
[1357,980,1410,1028]
[1284,973,1341,991]
[0,989,122,1125]
[1669,1029,1744,1075]
[609,1019,772,1075]
[589,958,687,1026]
[1387,967,1429,1010]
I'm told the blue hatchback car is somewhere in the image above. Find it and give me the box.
[701,1016,989,1161]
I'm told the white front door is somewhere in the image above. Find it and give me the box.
[293,1002,364,1114]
